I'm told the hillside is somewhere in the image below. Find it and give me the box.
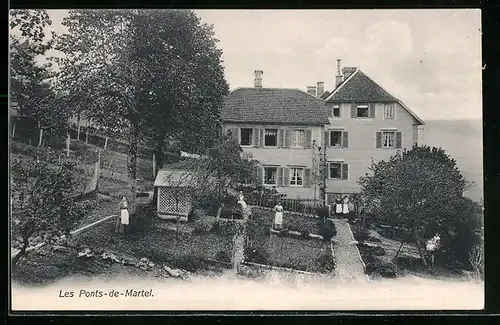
[419,119,483,202]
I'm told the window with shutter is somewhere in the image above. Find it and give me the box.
[324,131,330,148]
[350,104,357,118]
[396,132,402,148]
[289,167,304,186]
[263,167,277,185]
[376,132,382,148]
[278,129,285,147]
[259,129,264,148]
[328,162,342,180]
[382,131,396,148]
[329,130,342,147]
[264,129,277,147]
[284,129,291,148]
[342,131,349,148]
[384,103,395,119]
[304,168,311,187]
[356,105,369,118]
[342,164,348,180]
[305,129,312,149]
[240,128,253,146]
[253,128,259,147]
[369,104,376,118]
[283,167,290,186]
[277,167,283,186]
[291,129,305,148]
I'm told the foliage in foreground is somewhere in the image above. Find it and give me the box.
[11,158,90,267]
[359,145,483,269]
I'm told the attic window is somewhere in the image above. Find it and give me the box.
[356,105,369,118]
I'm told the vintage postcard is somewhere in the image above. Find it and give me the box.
[9,9,483,312]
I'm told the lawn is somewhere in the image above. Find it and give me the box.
[250,206,321,235]
[245,208,334,273]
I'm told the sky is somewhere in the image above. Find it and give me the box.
[42,9,482,121]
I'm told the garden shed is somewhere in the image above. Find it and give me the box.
[154,168,196,222]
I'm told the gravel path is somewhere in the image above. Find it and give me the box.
[331,219,368,283]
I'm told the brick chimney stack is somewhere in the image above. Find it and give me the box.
[307,86,317,96]
[254,70,263,88]
[335,59,343,88]
[316,82,324,97]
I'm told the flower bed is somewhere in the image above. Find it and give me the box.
[70,205,239,273]
[244,207,335,274]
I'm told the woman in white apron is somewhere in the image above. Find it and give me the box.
[335,197,343,215]
[273,201,284,230]
[119,197,130,234]
[342,195,350,215]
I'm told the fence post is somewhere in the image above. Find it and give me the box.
[66,133,70,157]
[104,136,109,150]
[152,153,156,178]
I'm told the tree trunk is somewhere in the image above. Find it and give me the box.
[414,228,428,267]
[128,120,139,213]
[216,203,224,222]
[38,125,43,147]
[152,130,167,204]
[77,113,81,141]
[12,238,29,269]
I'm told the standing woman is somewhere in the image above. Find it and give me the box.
[273,201,284,230]
[119,197,130,234]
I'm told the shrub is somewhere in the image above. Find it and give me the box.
[215,250,232,264]
[318,219,337,241]
[175,254,206,272]
[315,206,330,219]
[316,252,336,273]
[244,246,270,264]
[357,243,386,256]
[365,257,399,278]
[188,209,206,223]
[211,220,243,237]
[394,255,424,271]
[193,219,213,234]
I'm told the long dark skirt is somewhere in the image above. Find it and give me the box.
[115,217,124,234]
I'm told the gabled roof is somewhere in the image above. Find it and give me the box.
[319,91,331,100]
[222,87,329,125]
[325,68,425,125]
[154,169,195,187]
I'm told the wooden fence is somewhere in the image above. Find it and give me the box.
[247,197,321,215]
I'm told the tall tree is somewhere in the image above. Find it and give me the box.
[10,10,67,142]
[358,145,471,266]
[53,10,228,210]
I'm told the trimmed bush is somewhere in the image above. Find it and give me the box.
[365,257,400,278]
[211,220,243,237]
[318,219,337,241]
[193,219,213,235]
[316,252,336,272]
[358,243,386,256]
[315,206,330,219]
[244,246,270,264]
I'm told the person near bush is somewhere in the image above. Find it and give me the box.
[273,201,284,230]
[342,195,350,215]
[426,233,441,270]
[116,196,130,234]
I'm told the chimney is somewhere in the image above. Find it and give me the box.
[317,81,324,97]
[307,85,317,96]
[342,67,357,81]
[335,58,343,88]
[254,70,263,88]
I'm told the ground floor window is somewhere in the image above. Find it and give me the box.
[290,167,304,186]
[264,167,277,185]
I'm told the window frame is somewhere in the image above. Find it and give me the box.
[329,130,343,147]
[263,166,278,186]
[289,167,304,187]
[331,104,341,118]
[264,128,278,148]
[356,105,370,118]
[239,128,253,147]
[328,162,343,180]
[384,103,395,120]
[381,131,396,148]
[291,128,306,148]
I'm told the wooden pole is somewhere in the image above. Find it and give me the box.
[66,133,70,157]
[104,136,109,150]
[12,119,16,138]
[38,126,43,147]
[152,153,156,178]
[77,113,81,141]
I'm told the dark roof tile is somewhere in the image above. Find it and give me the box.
[222,88,329,125]
[327,70,398,102]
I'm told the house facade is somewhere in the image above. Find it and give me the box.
[221,70,329,200]
[221,66,424,204]
[321,66,424,203]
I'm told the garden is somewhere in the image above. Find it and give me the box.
[243,207,336,274]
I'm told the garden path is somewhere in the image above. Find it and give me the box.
[232,233,245,273]
[331,218,368,282]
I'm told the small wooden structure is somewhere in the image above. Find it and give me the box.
[154,168,195,222]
